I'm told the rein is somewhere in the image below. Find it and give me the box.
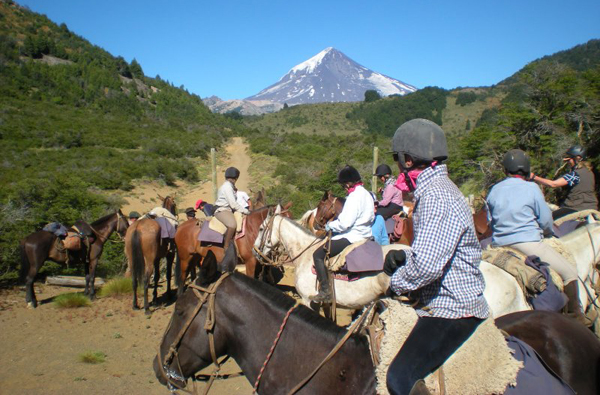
[157,272,231,395]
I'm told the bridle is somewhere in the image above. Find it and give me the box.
[253,213,325,267]
[89,212,127,244]
[314,197,338,230]
[157,273,231,395]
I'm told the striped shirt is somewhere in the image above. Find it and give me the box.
[390,165,490,319]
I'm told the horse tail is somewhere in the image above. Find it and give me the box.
[19,241,29,283]
[131,229,144,289]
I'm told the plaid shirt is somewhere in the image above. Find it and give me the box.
[390,165,490,319]
[562,170,580,187]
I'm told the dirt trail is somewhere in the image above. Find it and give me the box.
[121,137,252,218]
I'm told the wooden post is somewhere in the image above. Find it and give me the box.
[372,146,379,194]
[211,148,217,201]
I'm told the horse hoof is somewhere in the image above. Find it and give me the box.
[27,302,36,309]
[133,305,140,310]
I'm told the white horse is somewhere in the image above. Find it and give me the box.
[254,212,528,316]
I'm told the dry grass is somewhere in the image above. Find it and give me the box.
[53,293,91,308]
[78,351,106,364]
[98,277,133,298]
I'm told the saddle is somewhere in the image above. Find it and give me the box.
[199,213,246,244]
[325,239,384,273]
[366,299,521,395]
[385,213,409,242]
[43,222,68,238]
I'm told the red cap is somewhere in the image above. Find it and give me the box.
[195,199,204,210]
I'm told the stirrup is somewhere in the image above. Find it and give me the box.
[310,290,332,304]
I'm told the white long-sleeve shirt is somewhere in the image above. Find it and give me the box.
[214,180,250,215]
[328,185,374,243]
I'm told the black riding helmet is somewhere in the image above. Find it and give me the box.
[502,149,530,175]
[129,211,141,219]
[225,167,240,179]
[392,119,448,169]
[374,164,393,177]
[338,165,361,184]
[565,145,586,160]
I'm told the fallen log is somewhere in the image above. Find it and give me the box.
[46,276,105,288]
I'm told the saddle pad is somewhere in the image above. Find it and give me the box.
[208,216,228,235]
[155,217,176,239]
[374,300,521,395]
[384,218,395,234]
[327,240,384,273]
[149,207,179,228]
[63,232,82,251]
[553,220,579,238]
[327,239,366,271]
[198,221,224,244]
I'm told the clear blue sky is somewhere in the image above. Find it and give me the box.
[17,0,600,100]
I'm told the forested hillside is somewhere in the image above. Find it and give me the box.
[0,1,241,281]
[244,39,600,212]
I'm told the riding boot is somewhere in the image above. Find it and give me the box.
[223,227,236,251]
[310,256,332,303]
[564,281,592,327]
[408,380,431,395]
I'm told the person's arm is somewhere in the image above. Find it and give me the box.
[390,197,461,294]
[530,172,568,188]
[327,195,359,233]
[533,186,553,234]
[378,184,395,207]
[223,183,250,214]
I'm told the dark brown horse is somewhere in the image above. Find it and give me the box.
[125,196,177,313]
[496,310,600,395]
[174,204,292,296]
[155,252,598,394]
[19,211,129,308]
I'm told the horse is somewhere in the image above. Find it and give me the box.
[174,204,292,296]
[496,310,600,395]
[124,195,178,314]
[472,205,492,241]
[313,191,344,232]
[254,212,531,317]
[155,251,598,394]
[19,211,129,308]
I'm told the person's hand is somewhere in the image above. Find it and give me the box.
[383,250,406,276]
[529,172,536,182]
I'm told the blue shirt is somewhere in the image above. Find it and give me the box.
[390,165,489,319]
[371,215,389,246]
[486,177,553,246]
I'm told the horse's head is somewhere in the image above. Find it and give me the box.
[116,209,129,237]
[161,195,177,216]
[154,250,228,390]
[314,191,343,230]
[253,206,283,260]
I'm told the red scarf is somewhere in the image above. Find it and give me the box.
[346,182,364,194]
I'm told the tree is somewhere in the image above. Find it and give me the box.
[364,90,381,102]
[283,102,289,109]
[130,58,143,78]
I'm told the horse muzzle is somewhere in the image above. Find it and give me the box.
[154,355,186,390]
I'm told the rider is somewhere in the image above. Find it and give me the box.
[372,200,390,246]
[310,165,374,303]
[195,199,216,218]
[530,145,598,220]
[487,149,588,326]
[236,190,252,211]
[375,163,403,219]
[128,211,141,225]
[383,119,489,395]
[184,207,196,220]
[214,167,250,250]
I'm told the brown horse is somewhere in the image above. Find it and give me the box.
[473,204,492,241]
[155,251,598,394]
[20,211,129,308]
[497,310,600,395]
[125,196,178,313]
[174,204,292,296]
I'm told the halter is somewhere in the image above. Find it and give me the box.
[157,272,231,395]
[314,197,338,230]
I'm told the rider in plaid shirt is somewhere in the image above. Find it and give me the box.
[383,119,490,395]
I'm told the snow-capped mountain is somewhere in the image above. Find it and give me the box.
[245,47,417,105]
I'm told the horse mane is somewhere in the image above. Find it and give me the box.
[232,273,346,339]
[91,212,115,226]
[281,216,315,237]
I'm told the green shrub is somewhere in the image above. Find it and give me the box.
[78,351,106,364]
[98,277,132,297]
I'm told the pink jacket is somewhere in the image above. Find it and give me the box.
[379,179,403,207]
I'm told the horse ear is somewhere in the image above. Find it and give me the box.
[322,190,330,201]
[275,205,282,215]
[283,201,293,210]
[197,250,219,287]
